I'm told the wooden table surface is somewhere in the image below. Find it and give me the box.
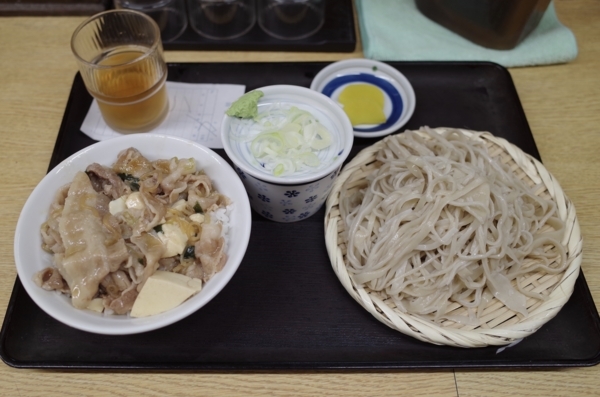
[1,1,599,395]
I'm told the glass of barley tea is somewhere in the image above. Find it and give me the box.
[71,9,169,133]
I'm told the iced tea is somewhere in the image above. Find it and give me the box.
[93,49,168,133]
[71,10,169,133]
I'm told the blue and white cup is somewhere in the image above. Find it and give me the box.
[221,85,353,222]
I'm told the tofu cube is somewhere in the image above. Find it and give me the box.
[130,271,203,317]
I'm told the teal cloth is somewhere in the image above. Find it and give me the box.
[356,0,578,67]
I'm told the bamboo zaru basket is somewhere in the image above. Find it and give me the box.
[324,127,582,348]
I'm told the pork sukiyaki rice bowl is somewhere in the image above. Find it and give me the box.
[14,134,251,335]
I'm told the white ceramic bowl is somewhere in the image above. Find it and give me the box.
[310,59,416,138]
[221,85,353,223]
[14,134,252,335]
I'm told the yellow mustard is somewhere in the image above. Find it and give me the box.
[338,83,387,126]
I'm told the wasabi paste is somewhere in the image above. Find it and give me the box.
[226,90,264,119]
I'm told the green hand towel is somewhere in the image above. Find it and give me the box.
[356,0,578,67]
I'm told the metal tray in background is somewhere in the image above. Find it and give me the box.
[163,0,356,52]
[5,0,356,51]
[0,0,108,16]
[1,61,600,370]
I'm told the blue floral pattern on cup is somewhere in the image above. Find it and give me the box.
[234,167,340,223]
[221,85,354,223]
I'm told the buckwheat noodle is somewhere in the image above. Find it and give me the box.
[339,127,567,325]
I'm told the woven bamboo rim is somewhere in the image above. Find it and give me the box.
[324,128,583,348]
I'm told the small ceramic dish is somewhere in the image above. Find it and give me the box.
[14,134,252,335]
[221,85,354,223]
[310,59,416,138]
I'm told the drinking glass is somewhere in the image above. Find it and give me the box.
[114,0,188,43]
[258,0,324,40]
[187,0,256,40]
[71,9,169,133]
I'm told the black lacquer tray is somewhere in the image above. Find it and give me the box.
[2,61,600,370]
[162,0,356,52]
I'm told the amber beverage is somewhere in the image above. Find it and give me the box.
[72,10,169,133]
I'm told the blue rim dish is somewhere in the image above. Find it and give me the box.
[321,73,404,134]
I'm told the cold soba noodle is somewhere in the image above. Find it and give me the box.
[339,128,567,325]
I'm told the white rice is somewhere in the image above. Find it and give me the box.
[211,204,232,249]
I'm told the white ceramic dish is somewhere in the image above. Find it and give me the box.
[14,134,252,335]
[221,85,353,223]
[310,59,416,138]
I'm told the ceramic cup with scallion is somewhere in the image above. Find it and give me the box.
[221,85,353,223]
